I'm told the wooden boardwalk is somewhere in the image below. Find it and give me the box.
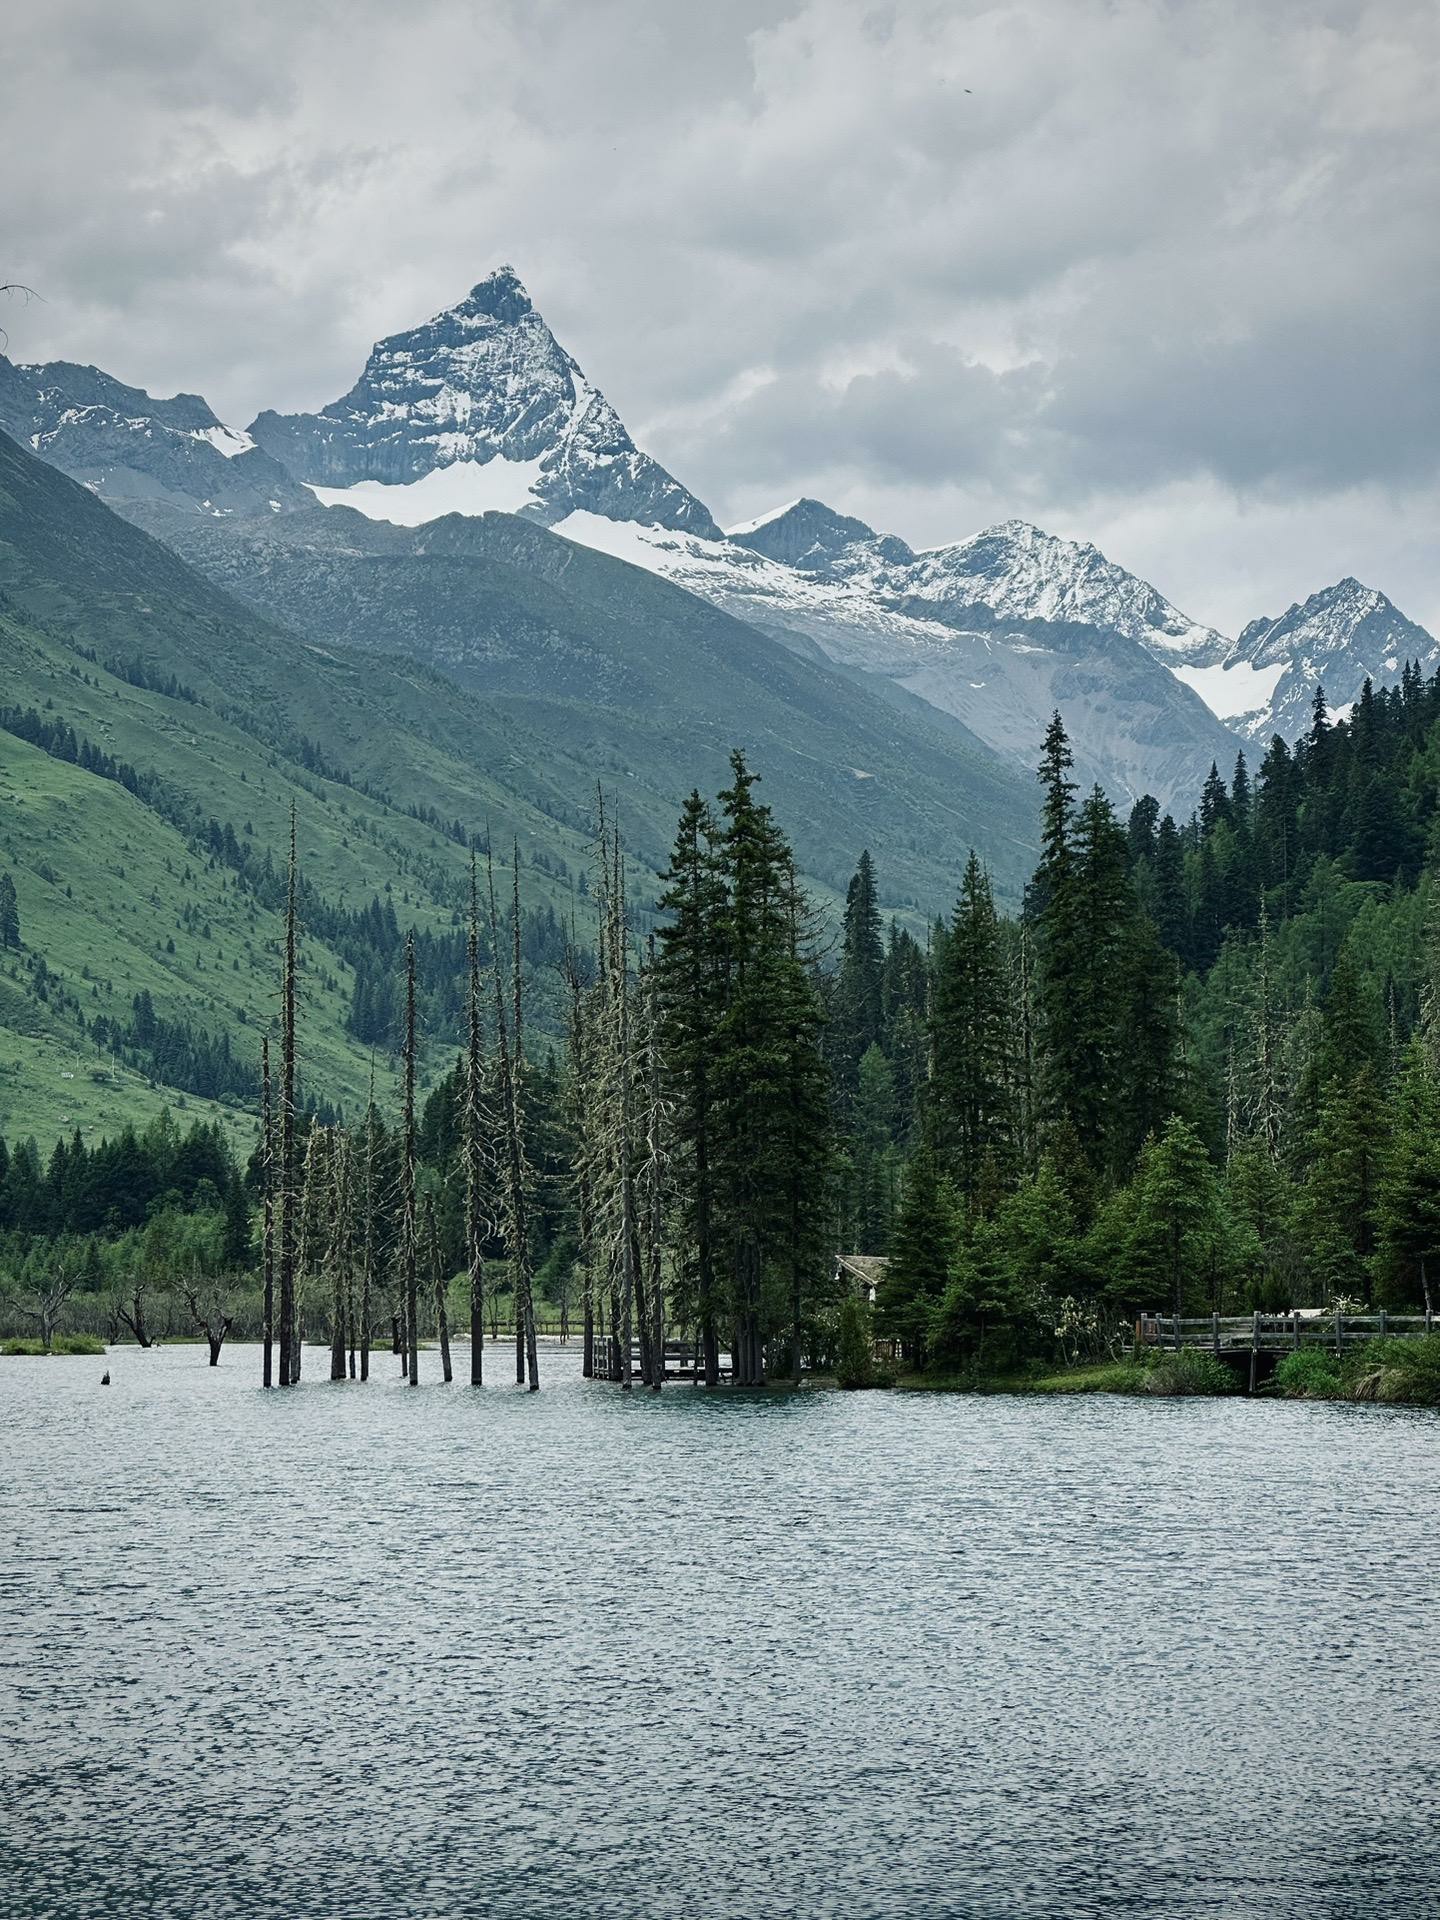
[1140,1310,1435,1354]
[1139,1309,1435,1388]
[591,1339,734,1384]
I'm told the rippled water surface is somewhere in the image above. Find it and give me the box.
[3,1344,1439,1919]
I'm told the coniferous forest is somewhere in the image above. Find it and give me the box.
[5,680,1440,1398]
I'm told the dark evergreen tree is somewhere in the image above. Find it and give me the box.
[874,1148,954,1364]
[830,850,885,1107]
[930,851,1012,1198]
[0,870,19,950]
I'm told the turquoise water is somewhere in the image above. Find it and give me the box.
[3,1344,1437,1918]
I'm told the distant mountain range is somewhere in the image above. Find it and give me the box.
[4,264,1435,818]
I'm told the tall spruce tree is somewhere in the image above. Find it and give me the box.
[831,850,885,1106]
[708,751,830,1385]
[931,851,1012,1199]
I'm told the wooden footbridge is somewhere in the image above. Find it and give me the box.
[591,1339,734,1384]
[1139,1309,1436,1389]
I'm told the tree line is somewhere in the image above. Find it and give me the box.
[8,669,1440,1385]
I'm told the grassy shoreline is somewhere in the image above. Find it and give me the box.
[891,1335,1440,1407]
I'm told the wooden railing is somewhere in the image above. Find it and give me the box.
[1139,1310,1435,1355]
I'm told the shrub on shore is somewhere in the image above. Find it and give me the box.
[1343,1334,1440,1406]
[1140,1348,1237,1396]
[2,1333,107,1357]
[834,1295,893,1389]
[1273,1348,1344,1398]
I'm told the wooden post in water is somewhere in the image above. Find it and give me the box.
[1249,1309,1260,1394]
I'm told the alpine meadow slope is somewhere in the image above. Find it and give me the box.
[0,420,1048,1124]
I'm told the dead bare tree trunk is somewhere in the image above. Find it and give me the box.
[402,931,419,1388]
[115,1284,153,1349]
[278,807,299,1387]
[463,859,489,1386]
[261,1039,275,1387]
[360,1074,377,1383]
[425,1192,453,1384]
[19,1262,76,1353]
[565,943,597,1380]
[640,946,667,1393]
[486,847,539,1390]
[296,1122,332,1385]
[181,1273,233,1366]
[328,1129,353,1382]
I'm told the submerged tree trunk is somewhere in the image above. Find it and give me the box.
[116,1286,153,1349]
[488,847,539,1391]
[261,1039,275,1388]
[425,1193,453,1384]
[402,932,419,1388]
[278,808,299,1387]
[329,1130,353,1383]
[464,860,488,1387]
[360,1082,377,1384]
[182,1277,232,1367]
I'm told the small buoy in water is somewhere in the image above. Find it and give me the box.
[101,1371,110,1386]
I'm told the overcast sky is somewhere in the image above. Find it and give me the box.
[4,0,1437,632]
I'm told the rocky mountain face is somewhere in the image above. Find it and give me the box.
[1141,574,1438,745]
[247,266,720,536]
[1224,580,1437,742]
[8,263,1430,834]
[557,503,1241,810]
[0,355,310,515]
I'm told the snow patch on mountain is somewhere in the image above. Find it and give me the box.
[192,423,255,458]
[308,456,548,525]
[553,507,1239,810]
[726,500,804,537]
[1172,657,1289,721]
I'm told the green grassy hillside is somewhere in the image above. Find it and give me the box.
[128,497,1039,905]
[0,424,1037,1142]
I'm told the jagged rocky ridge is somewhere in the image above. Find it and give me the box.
[4,266,1433,814]
[553,502,1241,809]
[248,266,719,536]
[1165,579,1440,745]
[0,356,310,516]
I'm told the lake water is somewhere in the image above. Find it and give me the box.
[3,1344,1438,1919]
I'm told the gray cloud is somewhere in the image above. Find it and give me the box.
[2,0,1437,632]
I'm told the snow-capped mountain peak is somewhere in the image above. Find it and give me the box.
[1208,577,1440,742]
[897,519,1230,662]
[248,267,720,537]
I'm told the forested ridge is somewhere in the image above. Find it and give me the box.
[5,671,1440,1389]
